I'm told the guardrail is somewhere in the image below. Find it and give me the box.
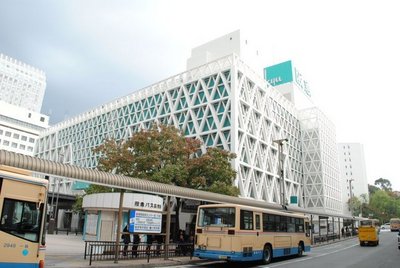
[84,241,194,265]
[313,233,355,244]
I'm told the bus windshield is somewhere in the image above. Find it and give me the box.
[198,207,235,227]
[0,198,43,242]
[361,220,372,226]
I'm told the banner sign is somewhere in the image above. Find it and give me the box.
[129,210,162,233]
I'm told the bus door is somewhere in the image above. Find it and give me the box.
[255,213,262,248]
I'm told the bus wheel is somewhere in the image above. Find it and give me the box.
[262,244,272,264]
[297,243,304,257]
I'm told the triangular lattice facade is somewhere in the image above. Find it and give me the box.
[36,54,306,206]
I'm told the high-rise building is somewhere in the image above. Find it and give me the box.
[337,143,369,215]
[0,53,46,112]
[0,53,49,156]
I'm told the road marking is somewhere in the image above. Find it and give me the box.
[261,243,359,267]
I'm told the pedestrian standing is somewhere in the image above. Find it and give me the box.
[132,234,140,258]
[121,226,131,256]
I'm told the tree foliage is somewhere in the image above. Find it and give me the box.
[94,124,238,195]
[347,196,362,216]
[363,178,400,223]
[374,178,392,192]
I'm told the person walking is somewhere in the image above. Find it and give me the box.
[121,226,131,256]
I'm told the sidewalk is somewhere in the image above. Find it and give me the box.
[45,234,201,268]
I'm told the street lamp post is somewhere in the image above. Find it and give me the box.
[348,178,354,216]
[273,138,288,208]
[348,179,354,198]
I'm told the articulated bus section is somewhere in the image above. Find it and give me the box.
[194,204,311,264]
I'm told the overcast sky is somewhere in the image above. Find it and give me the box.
[1,0,399,190]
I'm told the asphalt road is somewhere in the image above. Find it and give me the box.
[166,231,400,268]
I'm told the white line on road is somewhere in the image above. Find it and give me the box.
[261,243,359,268]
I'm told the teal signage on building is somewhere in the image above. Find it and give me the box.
[290,196,298,204]
[264,60,293,86]
[72,181,89,190]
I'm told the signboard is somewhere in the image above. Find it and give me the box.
[293,67,311,97]
[129,210,162,233]
[125,193,163,212]
[264,60,293,86]
[264,60,311,97]
[290,196,298,204]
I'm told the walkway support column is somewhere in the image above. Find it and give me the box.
[164,196,171,260]
[114,190,125,263]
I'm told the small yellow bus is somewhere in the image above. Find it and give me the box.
[0,165,48,268]
[390,218,400,232]
[194,203,311,264]
[359,219,379,246]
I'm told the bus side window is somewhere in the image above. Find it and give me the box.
[240,210,253,230]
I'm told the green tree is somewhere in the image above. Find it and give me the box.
[93,124,238,239]
[374,178,392,192]
[368,190,400,223]
[368,184,379,195]
[348,196,362,216]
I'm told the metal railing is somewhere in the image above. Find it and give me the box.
[313,232,357,244]
[84,241,194,265]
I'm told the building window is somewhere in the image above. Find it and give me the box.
[13,133,19,139]
[19,144,25,150]
[28,138,34,143]
[40,117,45,122]
[0,130,3,135]
[27,146,33,152]
[21,136,27,141]
[11,142,17,148]
[3,140,10,146]
[5,131,11,137]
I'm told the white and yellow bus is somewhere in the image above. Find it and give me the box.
[194,203,311,264]
[0,165,48,268]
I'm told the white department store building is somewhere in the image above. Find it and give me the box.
[35,30,342,213]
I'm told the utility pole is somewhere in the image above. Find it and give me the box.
[348,179,354,216]
[348,178,354,198]
[273,138,288,208]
